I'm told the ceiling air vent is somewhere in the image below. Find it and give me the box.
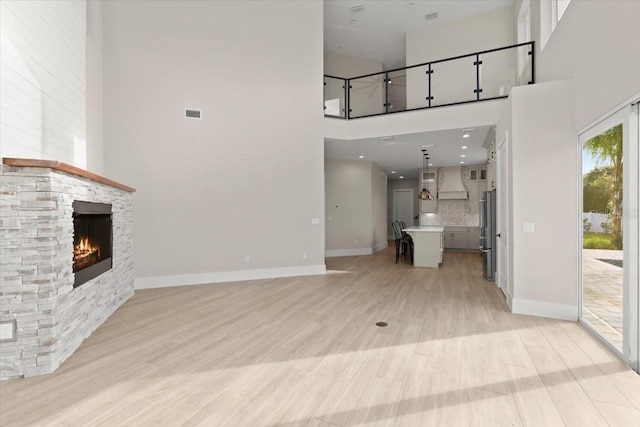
[425,12,439,21]
[350,5,365,13]
[185,108,201,119]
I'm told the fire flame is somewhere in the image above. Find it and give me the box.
[74,237,100,264]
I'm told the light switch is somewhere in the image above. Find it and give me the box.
[522,223,535,233]
[311,218,320,225]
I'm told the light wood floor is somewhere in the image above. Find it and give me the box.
[2,247,640,426]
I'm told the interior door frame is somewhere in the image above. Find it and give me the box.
[496,131,509,302]
[578,99,639,371]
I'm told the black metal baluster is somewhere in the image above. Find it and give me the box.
[529,41,535,84]
[347,79,352,119]
[323,79,326,114]
[474,54,483,101]
[384,72,389,114]
[426,64,433,107]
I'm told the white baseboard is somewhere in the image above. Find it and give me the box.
[511,298,578,321]
[325,248,373,257]
[134,264,326,290]
[507,291,514,311]
[373,241,388,253]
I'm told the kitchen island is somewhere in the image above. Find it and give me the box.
[402,226,444,268]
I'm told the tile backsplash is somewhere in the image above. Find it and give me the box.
[419,166,481,226]
[420,200,480,226]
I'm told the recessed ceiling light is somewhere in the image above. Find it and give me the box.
[463,134,470,138]
[461,146,468,149]
[460,154,466,158]
[391,171,396,174]
[459,161,465,164]
[359,155,364,159]
[399,176,404,179]
[428,163,433,166]
[349,19,357,25]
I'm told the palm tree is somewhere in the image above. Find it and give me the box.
[584,124,623,249]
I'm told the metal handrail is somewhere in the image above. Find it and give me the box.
[323,41,535,120]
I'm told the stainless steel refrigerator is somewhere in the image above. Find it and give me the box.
[479,190,496,281]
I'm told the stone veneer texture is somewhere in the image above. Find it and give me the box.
[0,165,134,380]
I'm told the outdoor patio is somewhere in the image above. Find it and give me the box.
[582,248,624,348]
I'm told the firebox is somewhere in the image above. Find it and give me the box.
[73,201,113,288]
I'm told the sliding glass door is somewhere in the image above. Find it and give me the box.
[580,102,639,371]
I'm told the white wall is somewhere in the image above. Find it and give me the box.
[85,0,104,174]
[498,80,577,319]
[324,50,383,79]
[406,6,516,109]
[371,163,388,252]
[1,0,87,167]
[524,0,640,130]
[325,158,373,255]
[103,0,325,285]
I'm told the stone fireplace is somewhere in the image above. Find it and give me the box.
[0,159,135,380]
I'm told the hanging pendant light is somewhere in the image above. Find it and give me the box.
[418,149,434,201]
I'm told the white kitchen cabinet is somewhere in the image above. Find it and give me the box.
[420,199,437,214]
[467,227,480,250]
[468,166,487,213]
[487,161,496,190]
[403,226,444,268]
[419,168,437,213]
[443,227,469,250]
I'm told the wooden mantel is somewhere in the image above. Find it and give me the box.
[2,158,136,193]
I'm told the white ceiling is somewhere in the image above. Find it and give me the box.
[325,126,492,180]
[324,0,514,69]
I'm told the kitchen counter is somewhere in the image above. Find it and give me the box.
[402,226,444,268]
[403,225,445,233]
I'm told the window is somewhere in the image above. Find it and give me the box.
[552,0,571,31]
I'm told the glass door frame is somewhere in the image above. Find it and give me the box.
[578,100,639,371]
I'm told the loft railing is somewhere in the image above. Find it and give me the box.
[324,41,535,120]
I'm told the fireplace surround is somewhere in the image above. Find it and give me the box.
[0,158,135,380]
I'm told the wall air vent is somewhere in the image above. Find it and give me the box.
[185,108,201,119]
[351,5,365,13]
[425,12,439,21]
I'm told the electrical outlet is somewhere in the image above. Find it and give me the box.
[523,223,535,233]
[244,256,250,264]
[311,218,320,225]
[0,320,16,341]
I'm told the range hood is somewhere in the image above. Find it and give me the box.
[438,166,468,200]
